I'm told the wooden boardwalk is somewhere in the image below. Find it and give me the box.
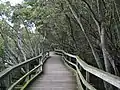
[26,52,78,90]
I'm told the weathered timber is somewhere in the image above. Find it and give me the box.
[0,51,49,90]
[55,49,120,89]
[26,52,78,90]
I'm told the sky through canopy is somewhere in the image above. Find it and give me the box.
[1,0,23,5]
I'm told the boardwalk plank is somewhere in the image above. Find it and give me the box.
[26,52,77,90]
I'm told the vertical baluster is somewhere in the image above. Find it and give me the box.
[0,78,6,90]
[78,62,82,71]
[63,55,66,62]
[66,55,68,61]
[61,53,64,62]
[9,72,13,87]
[61,53,64,57]
[47,51,49,57]
[3,79,6,90]
[86,71,90,90]
[5,74,10,90]
[76,61,78,70]
[40,58,43,71]
[64,54,65,59]
[38,57,41,72]
[25,63,30,81]
[46,51,47,57]
[69,56,71,62]
[0,81,2,90]
[0,81,1,90]
[76,72,84,90]
[69,57,72,67]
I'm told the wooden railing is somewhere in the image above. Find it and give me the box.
[0,51,49,90]
[55,50,120,90]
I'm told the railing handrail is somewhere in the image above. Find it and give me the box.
[0,54,42,79]
[0,51,49,90]
[55,49,120,89]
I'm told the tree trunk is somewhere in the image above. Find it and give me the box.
[100,24,113,90]
[66,0,103,70]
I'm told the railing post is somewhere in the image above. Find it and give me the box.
[77,62,82,71]
[9,72,13,87]
[76,61,78,69]
[47,51,49,57]
[39,56,43,71]
[61,53,64,57]
[61,53,64,62]
[1,79,7,90]
[61,54,64,60]
[5,75,10,90]
[25,63,30,81]
[86,71,90,90]
[40,59,43,71]
[69,56,71,62]
[38,57,42,72]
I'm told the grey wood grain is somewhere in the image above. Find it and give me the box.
[26,52,77,90]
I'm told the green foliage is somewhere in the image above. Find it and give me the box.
[0,36,4,57]
[0,0,120,77]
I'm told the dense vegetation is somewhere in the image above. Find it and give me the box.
[0,0,120,90]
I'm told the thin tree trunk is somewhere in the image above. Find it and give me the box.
[66,0,103,70]
[100,24,113,90]
[17,26,26,61]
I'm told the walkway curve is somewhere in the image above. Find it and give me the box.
[26,52,78,90]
